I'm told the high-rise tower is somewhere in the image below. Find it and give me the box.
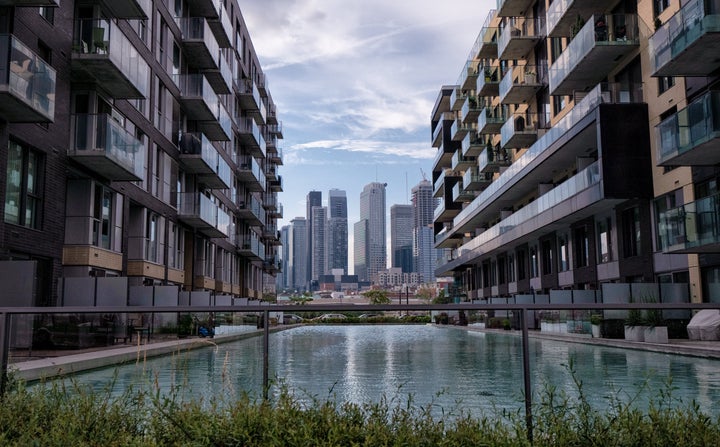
[327,189,348,274]
[305,191,322,287]
[358,182,387,283]
[391,204,414,273]
[412,180,436,284]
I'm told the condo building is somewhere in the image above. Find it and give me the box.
[432,1,720,304]
[0,1,283,307]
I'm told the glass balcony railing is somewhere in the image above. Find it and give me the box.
[549,14,639,96]
[658,191,720,252]
[500,112,541,148]
[216,207,231,238]
[499,64,546,104]
[238,78,261,111]
[649,0,720,76]
[449,87,466,111]
[454,82,638,230]
[498,16,546,59]
[451,151,476,171]
[478,145,511,173]
[178,192,217,228]
[176,17,220,68]
[656,91,720,166]
[176,73,219,120]
[72,19,149,98]
[451,161,601,261]
[238,155,266,188]
[0,34,56,122]
[478,106,507,134]
[69,113,145,181]
[456,60,480,91]
[179,132,216,169]
[470,9,499,59]
[461,131,485,157]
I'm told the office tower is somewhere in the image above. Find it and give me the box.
[327,189,348,273]
[279,225,291,290]
[358,182,387,283]
[353,220,369,282]
[0,2,283,307]
[290,218,308,291]
[305,191,322,285]
[390,204,414,273]
[431,4,713,304]
[412,180,437,284]
[311,206,327,281]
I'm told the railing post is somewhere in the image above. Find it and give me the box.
[262,309,269,400]
[520,307,533,444]
[0,312,10,396]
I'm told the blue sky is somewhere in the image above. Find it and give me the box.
[240,0,492,268]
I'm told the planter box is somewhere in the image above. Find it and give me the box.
[624,325,645,342]
[592,324,601,338]
[643,326,669,344]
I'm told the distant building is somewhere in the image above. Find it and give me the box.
[311,205,327,281]
[378,268,421,288]
[305,191,322,285]
[358,182,387,283]
[391,204,414,273]
[290,217,308,291]
[412,180,437,284]
[327,189,348,274]
[353,219,368,282]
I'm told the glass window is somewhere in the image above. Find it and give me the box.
[597,218,612,263]
[146,212,159,262]
[658,76,675,94]
[530,245,539,278]
[39,7,54,24]
[4,141,42,229]
[541,240,553,275]
[574,226,589,268]
[93,186,113,249]
[558,233,569,271]
[654,0,671,17]
[623,207,642,257]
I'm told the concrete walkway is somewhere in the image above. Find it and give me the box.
[10,324,720,383]
[9,325,294,382]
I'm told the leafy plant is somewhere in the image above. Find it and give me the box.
[590,314,602,326]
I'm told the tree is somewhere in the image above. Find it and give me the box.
[262,292,277,303]
[432,289,451,304]
[416,285,436,304]
[363,289,391,305]
[289,294,313,305]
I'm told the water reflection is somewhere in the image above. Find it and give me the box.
[58,325,720,418]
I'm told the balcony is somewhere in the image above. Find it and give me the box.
[463,167,493,191]
[496,0,535,17]
[656,91,720,166]
[441,161,604,271]
[432,112,454,147]
[461,131,485,157]
[238,232,264,260]
[177,17,220,69]
[68,113,145,181]
[264,257,281,272]
[499,64,545,104]
[451,117,476,141]
[456,60,480,91]
[207,1,232,48]
[449,87,466,112]
[498,17,546,60]
[237,78,262,117]
[92,0,150,19]
[453,182,475,203]
[478,145,512,173]
[434,196,462,222]
[199,101,232,141]
[270,175,283,192]
[649,0,720,77]
[546,0,617,37]
[178,132,231,189]
[186,0,221,17]
[478,106,506,135]
[236,156,266,192]
[263,193,278,210]
[0,34,56,123]
[270,203,283,219]
[177,192,228,238]
[549,14,639,96]
[657,191,720,254]
[472,10,499,59]
[268,121,283,139]
[176,74,218,121]
[236,195,264,226]
[204,51,233,94]
[433,169,448,198]
[501,112,541,148]
[476,66,501,98]
[71,19,149,98]
[269,147,283,165]
[451,150,476,171]
[238,117,266,158]
[461,96,482,124]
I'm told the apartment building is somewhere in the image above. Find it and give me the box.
[0,0,283,307]
[432,1,720,304]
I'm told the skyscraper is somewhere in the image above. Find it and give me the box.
[412,180,437,284]
[327,189,348,274]
[353,220,368,282]
[279,225,291,290]
[311,206,328,281]
[358,182,387,283]
[391,204,414,273]
[305,191,322,286]
[290,217,308,291]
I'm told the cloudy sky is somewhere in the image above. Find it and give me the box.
[239,0,492,269]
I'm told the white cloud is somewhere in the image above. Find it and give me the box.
[289,139,434,160]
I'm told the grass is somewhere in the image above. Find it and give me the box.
[1,359,719,446]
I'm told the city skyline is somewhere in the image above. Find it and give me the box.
[240,1,492,235]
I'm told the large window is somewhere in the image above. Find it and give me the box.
[558,233,569,271]
[573,226,589,268]
[5,141,42,229]
[597,218,612,263]
[168,223,184,270]
[93,185,113,249]
[623,207,642,257]
[653,0,671,17]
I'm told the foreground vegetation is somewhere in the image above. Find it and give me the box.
[1,366,719,447]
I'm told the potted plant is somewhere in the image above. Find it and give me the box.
[590,313,602,338]
[502,318,511,330]
[624,306,645,342]
[643,296,669,344]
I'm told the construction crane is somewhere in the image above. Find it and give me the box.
[420,168,427,181]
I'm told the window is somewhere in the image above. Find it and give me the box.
[541,240,553,275]
[517,249,527,280]
[507,254,515,282]
[530,246,539,278]
[5,141,42,229]
[168,223,184,270]
[573,226,589,268]
[146,212,160,262]
[658,76,675,94]
[558,233,569,271]
[597,218,612,263]
[93,185,113,249]
[654,190,682,250]
[39,7,54,24]
[654,0,671,17]
[622,207,642,257]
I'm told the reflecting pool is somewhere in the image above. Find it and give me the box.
[62,325,720,417]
